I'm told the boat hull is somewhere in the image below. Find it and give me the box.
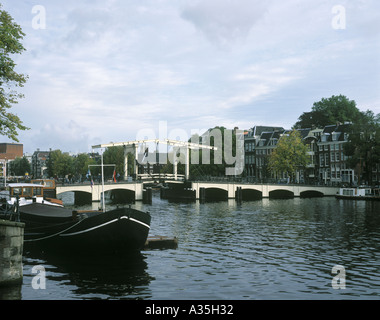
[335,195,380,201]
[23,207,151,255]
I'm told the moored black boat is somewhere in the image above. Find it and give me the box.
[23,206,151,255]
[0,182,152,255]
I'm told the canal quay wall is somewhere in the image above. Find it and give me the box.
[0,220,25,286]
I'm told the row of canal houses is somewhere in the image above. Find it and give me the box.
[244,123,379,185]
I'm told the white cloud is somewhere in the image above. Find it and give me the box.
[1,0,379,153]
[181,0,270,47]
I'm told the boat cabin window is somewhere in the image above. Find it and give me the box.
[22,187,33,197]
[12,187,22,196]
[342,189,354,196]
[10,186,43,197]
[33,187,43,197]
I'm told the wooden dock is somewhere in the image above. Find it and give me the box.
[144,235,178,250]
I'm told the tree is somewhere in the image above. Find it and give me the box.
[9,156,31,176]
[294,95,361,129]
[189,126,239,179]
[73,153,96,179]
[268,129,310,182]
[0,5,29,141]
[103,146,125,178]
[47,150,73,178]
[344,110,380,185]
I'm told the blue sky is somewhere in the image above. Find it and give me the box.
[2,0,379,154]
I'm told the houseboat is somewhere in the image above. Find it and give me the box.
[0,183,151,255]
[336,187,380,201]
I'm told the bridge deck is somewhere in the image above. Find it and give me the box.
[56,181,339,202]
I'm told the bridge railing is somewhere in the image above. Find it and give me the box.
[190,176,344,187]
[137,173,186,182]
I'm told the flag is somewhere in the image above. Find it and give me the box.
[113,169,117,183]
[86,169,91,179]
[90,177,94,189]
[142,147,149,163]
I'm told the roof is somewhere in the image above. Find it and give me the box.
[320,123,351,142]
[7,183,45,188]
[253,126,285,136]
[297,128,311,139]
[256,130,285,147]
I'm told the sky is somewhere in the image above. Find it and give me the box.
[1,0,380,154]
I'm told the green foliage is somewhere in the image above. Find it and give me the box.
[47,150,73,178]
[268,130,310,181]
[294,95,361,129]
[9,156,30,176]
[73,153,96,176]
[103,146,125,177]
[188,126,238,179]
[0,5,29,141]
[344,110,380,185]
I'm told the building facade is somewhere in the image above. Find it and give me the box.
[31,149,50,178]
[244,126,284,181]
[0,143,23,161]
[317,124,352,185]
[243,123,378,185]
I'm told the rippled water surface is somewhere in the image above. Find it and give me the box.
[14,193,380,299]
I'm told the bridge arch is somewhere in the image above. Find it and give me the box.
[300,190,324,198]
[57,182,144,202]
[57,190,92,205]
[106,188,135,203]
[205,187,228,201]
[241,188,262,200]
[269,189,294,199]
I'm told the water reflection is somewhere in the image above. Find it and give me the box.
[22,250,153,300]
[0,284,22,300]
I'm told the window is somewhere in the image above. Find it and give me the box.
[22,187,32,197]
[343,189,354,196]
[33,187,42,197]
[320,154,325,167]
[336,165,340,179]
[12,187,22,196]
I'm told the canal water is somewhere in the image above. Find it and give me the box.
[18,192,380,299]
